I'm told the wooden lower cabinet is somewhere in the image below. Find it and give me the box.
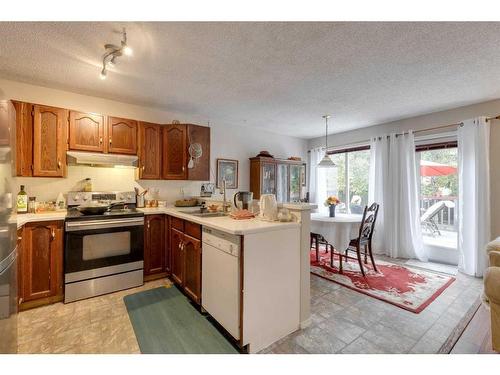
[169,218,202,304]
[18,221,64,310]
[143,215,166,279]
[182,234,202,304]
[170,227,184,285]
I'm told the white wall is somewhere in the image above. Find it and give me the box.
[0,78,307,202]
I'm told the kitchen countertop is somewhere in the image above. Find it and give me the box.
[10,207,302,235]
[138,207,301,235]
[10,211,67,228]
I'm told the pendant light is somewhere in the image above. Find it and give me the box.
[317,115,336,168]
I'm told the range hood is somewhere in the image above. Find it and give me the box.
[66,151,138,168]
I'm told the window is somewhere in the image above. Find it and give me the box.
[318,148,370,214]
[416,144,458,252]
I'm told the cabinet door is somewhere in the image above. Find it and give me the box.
[17,227,24,305]
[33,105,67,177]
[186,124,210,181]
[162,124,187,180]
[165,216,171,274]
[183,234,202,304]
[170,228,184,285]
[107,116,137,155]
[144,215,165,276]
[276,163,289,203]
[22,221,63,302]
[69,111,105,152]
[138,122,162,179]
[289,164,301,202]
[12,101,33,176]
[261,162,276,195]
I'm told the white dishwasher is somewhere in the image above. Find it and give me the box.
[201,227,241,340]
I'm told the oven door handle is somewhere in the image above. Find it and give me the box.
[65,217,144,231]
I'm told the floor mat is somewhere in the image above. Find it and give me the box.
[124,286,239,354]
[311,247,455,313]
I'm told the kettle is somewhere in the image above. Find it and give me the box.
[233,191,253,210]
[259,194,278,221]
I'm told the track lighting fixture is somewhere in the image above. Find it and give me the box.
[99,27,132,80]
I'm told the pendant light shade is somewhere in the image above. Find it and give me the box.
[317,115,336,168]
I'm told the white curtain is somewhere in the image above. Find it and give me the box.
[308,148,322,207]
[458,117,490,277]
[369,131,426,261]
[309,147,329,214]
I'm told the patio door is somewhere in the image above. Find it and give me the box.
[416,142,459,265]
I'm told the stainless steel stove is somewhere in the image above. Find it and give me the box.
[64,191,144,303]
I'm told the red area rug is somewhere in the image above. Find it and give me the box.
[310,247,455,313]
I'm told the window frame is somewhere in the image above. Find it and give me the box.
[325,146,371,214]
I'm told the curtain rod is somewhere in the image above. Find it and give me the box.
[309,115,500,152]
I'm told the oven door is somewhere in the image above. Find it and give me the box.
[65,217,144,277]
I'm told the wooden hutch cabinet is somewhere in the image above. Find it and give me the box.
[250,156,306,203]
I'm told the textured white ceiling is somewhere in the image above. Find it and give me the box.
[1,22,500,138]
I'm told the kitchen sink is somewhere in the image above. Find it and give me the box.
[179,210,227,218]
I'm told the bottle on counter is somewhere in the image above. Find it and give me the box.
[56,192,66,210]
[83,178,92,192]
[28,197,37,213]
[16,185,28,214]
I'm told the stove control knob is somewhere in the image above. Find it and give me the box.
[74,194,81,201]
[82,196,89,201]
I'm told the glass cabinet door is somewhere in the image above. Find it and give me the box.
[276,163,289,203]
[289,164,301,202]
[261,163,276,195]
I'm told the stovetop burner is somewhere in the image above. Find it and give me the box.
[65,207,144,221]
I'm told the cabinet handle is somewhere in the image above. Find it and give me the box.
[142,166,145,171]
[109,138,112,145]
[17,236,22,241]
[99,137,103,144]
[182,166,185,172]
[57,159,61,169]
[51,229,55,241]
[147,221,150,229]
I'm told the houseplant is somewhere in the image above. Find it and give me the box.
[324,196,340,217]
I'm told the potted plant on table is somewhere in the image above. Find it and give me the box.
[324,196,341,217]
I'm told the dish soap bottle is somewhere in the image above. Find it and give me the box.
[83,178,92,192]
[17,185,28,214]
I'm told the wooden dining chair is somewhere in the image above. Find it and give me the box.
[342,203,380,277]
[310,232,332,262]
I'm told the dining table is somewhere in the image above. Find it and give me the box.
[310,212,363,253]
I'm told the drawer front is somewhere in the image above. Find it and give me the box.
[171,217,184,232]
[185,221,201,240]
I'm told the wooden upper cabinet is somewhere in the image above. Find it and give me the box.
[162,124,187,179]
[12,101,33,176]
[32,105,67,177]
[186,124,210,181]
[138,122,162,179]
[69,111,105,152]
[21,221,63,303]
[107,116,137,155]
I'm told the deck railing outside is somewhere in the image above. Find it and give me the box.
[420,196,458,232]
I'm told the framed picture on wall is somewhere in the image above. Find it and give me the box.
[216,159,239,189]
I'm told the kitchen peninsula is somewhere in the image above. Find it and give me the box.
[11,204,314,354]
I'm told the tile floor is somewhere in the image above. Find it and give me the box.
[18,262,484,354]
[261,261,484,354]
[18,278,172,354]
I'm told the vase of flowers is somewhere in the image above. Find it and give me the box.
[324,196,340,217]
